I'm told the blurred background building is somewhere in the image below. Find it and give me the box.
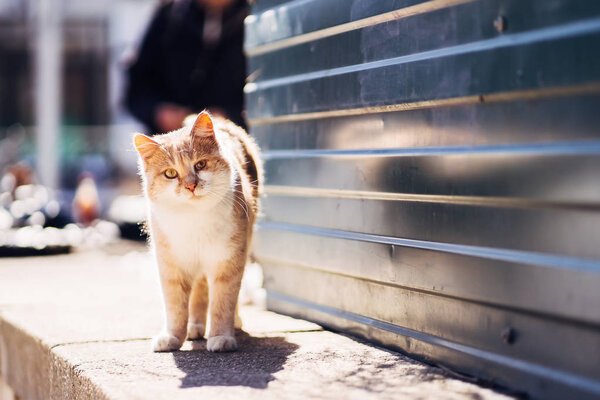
[0,0,158,194]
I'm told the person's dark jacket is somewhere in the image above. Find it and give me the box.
[125,0,248,133]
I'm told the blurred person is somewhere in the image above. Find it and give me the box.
[125,0,248,134]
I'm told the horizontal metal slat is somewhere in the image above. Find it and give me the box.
[260,195,600,258]
[248,0,600,82]
[249,19,600,92]
[245,0,440,53]
[246,25,600,119]
[263,148,600,202]
[264,185,600,211]
[252,95,600,151]
[263,140,600,158]
[255,224,600,324]
[249,83,600,126]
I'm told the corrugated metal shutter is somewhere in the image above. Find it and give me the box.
[245,1,600,398]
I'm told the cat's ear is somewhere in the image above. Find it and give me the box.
[190,112,215,138]
[133,133,159,159]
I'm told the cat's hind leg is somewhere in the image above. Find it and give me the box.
[234,302,242,329]
[187,274,209,340]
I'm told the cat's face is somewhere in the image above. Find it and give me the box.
[134,113,233,207]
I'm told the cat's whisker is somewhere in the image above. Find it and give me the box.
[208,189,250,222]
[231,193,250,221]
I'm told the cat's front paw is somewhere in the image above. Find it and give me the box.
[152,333,183,352]
[207,335,237,352]
[187,323,206,340]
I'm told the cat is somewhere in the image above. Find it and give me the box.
[133,111,262,352]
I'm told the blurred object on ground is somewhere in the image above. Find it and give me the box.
[4,162,35,188]
[239,261,266,308]
[0,164,120,256]
[107,194,147,241]
[0,221,118,257]
[1,164,65,229]
[72,173,101,226]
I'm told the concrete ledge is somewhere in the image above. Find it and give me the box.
[0,242,514,399]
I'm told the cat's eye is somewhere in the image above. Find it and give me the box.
[195,160,207,171]
[164,168,178,179]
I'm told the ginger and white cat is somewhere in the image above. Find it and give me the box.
[134,112,262,352]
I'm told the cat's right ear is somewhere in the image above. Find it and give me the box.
[133,133,159,159]
[190,112,215,138]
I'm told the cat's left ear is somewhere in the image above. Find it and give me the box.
[190,112,215,138]
[133,133,159,159]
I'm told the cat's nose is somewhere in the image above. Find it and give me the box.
[185,182,197,192]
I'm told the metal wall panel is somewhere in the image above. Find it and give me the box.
[245,1,600,398]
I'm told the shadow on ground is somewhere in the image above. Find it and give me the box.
[172,331,298,389]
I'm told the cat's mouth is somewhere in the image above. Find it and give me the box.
[186,189,208,200]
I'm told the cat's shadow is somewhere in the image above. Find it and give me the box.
[172,330,298,389]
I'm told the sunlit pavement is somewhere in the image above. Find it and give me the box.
[0,241,516,400]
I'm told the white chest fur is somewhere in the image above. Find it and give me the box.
[150,199,235,277]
